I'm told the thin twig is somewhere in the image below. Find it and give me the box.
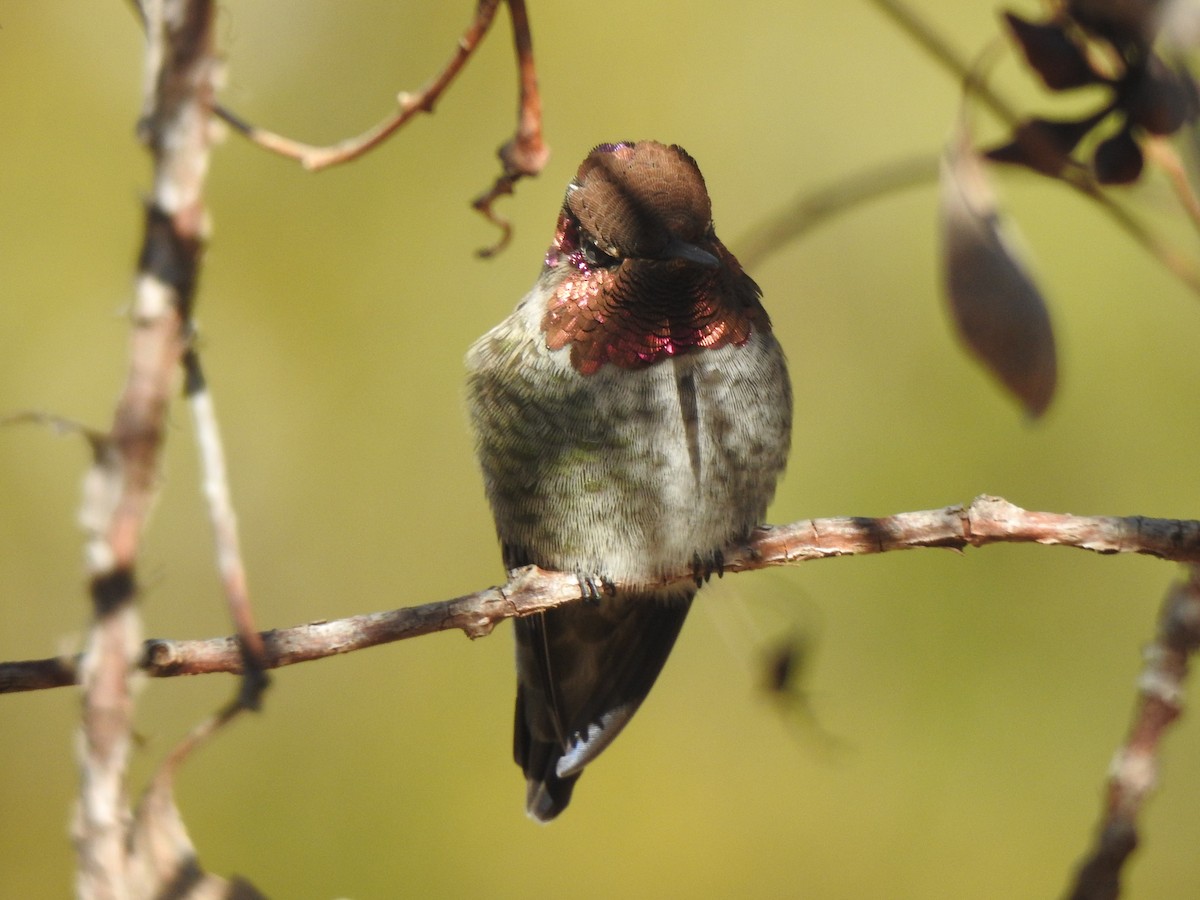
[214,0,503,171]
[214,1,549,253]
[737,154,938,270]
[126,696,262,897]
[183,349,269,709]
[10,496,1200,693]
[1085,188,1200,294]
[1,411,108,449]
[473,0,550,257]
[1144,136,1200,233]
[1065,567,1200,899]
[868,0,1019,126]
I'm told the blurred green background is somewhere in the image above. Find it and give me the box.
[3,2,1200,897]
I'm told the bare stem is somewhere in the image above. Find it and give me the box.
[214,0,503,171]
[867,0,1019,125]
[473,0,551,257]
[183,349,269,708]
[1144,136,1200,233]
[213,1,548,253]
[737,154,938,270]
[1065,567,1200,899]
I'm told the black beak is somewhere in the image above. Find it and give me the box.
[660,237,720,268]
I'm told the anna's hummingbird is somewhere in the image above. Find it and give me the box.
[467,141,792,821]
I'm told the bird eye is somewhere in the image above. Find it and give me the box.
[581,236,619,269]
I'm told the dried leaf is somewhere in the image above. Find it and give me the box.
[939,130,1058,417]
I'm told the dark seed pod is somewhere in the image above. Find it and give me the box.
[1067,0,1160,51]
[1004,12,1098,91]
[1126,55,1191,135]
[1093,127,1145,183]
[985,116,1101,176]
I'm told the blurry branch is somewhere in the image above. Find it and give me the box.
[74,0,218,895]
[8,495,1200,693]
[213,0,549,254]
[737,154,937,270]
[183,349,270,709]
[1,411,106,445]
[868,0,1019,126]
[1066,566,1200,900]
[1145,136,1200,233]
[125,694,265,899]
[72,2,270,896]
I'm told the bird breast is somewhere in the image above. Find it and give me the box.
[466,291,791,586]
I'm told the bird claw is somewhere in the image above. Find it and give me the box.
[578,573,616,604]
[691,549,725,587]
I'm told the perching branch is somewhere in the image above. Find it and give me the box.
[9,495,1200,694]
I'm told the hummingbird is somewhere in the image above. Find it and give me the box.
[466,141,792,821]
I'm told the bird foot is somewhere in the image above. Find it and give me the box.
[577,573,617,605]
[691,549,725,587]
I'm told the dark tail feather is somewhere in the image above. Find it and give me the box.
[514,691,581,822]
[512,590,694,822]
